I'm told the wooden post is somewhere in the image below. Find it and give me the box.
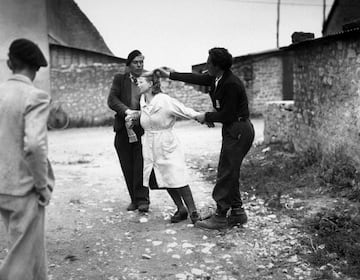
[276,0,281,48]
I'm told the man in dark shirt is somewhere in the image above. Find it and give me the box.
[159,47,255,230]
[108,50,149,212]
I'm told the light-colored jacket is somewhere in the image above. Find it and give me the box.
[0,74,54,196]
[140,93,199,188]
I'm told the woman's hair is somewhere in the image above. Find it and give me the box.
[208,47,233,71]
[144,70,162,95]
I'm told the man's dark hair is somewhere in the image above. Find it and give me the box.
[8,54,40,71]
[126,50,142,66]
[208,47,233,71]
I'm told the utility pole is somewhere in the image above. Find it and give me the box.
[276,0,280,48]
[323,0,326,26]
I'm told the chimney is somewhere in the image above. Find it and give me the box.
[291,32,315,44]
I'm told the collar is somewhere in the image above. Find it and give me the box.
[8,74,33,85]
[129,73,138,83]
[215,74,223,87]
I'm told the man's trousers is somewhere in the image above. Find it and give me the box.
[0,192,47,280]
[213,119,255,212]
[114,129,149,206]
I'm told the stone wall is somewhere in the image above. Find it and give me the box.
[264,101,294,144]
[161,79,213,112]
[290,32,360,167]
[50,64,212,127]
[50,63,124,127]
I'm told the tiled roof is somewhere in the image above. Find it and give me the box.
[322,0,360,35]
[47,0,113,55]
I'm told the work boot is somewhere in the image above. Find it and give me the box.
[195,212,227,230]
[227,208,248,228]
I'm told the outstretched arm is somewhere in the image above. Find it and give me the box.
[168,96,200,120]
[157,67,213,87]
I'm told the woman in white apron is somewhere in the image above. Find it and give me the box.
[131,70,200,224]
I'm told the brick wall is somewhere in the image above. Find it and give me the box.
[50,64,212,127]
[291,33,360,167]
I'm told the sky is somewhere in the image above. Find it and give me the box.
[75,0,335,71]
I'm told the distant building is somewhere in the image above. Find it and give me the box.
[47,0,125,67]
[0,0,125,91]
[322,0,360,36]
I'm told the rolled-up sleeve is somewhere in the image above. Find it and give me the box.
[24,90,50,191]
[168,97,199,119]
[170,72,213,87]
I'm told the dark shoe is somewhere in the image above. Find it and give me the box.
[195,213,227,230]
[228,208,248,227]
[170,209,188,223]
[190,211,201,224]
[126,203,138,211]
[138,204,149,213]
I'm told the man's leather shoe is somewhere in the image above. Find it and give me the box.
[195,213,227,230]
[227,208,248,227]
[138,204,149,213]
[170,209,188,223]
[126,203,138,211]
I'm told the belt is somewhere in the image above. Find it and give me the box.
[237,116,249,122]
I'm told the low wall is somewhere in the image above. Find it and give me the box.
[264,101,294,144]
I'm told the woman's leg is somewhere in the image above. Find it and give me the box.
[166,189,186,211]
[178,185,200,223]
[167,189,188,223]
[178,185,196,213]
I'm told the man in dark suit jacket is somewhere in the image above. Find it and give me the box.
[158,47,255,230]
[108,50,149,212]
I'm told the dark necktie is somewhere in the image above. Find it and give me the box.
[132,77,138,86]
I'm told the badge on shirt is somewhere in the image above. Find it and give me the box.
[215,99,220,109]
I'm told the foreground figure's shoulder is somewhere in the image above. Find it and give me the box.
[29,87,51,103]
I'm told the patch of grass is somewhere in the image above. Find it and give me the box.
[301,203,360,278]
[319,153,360,201]
[191,142,360,278]
[240,143,321,206]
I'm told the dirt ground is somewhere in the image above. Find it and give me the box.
[0,119,323,280]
